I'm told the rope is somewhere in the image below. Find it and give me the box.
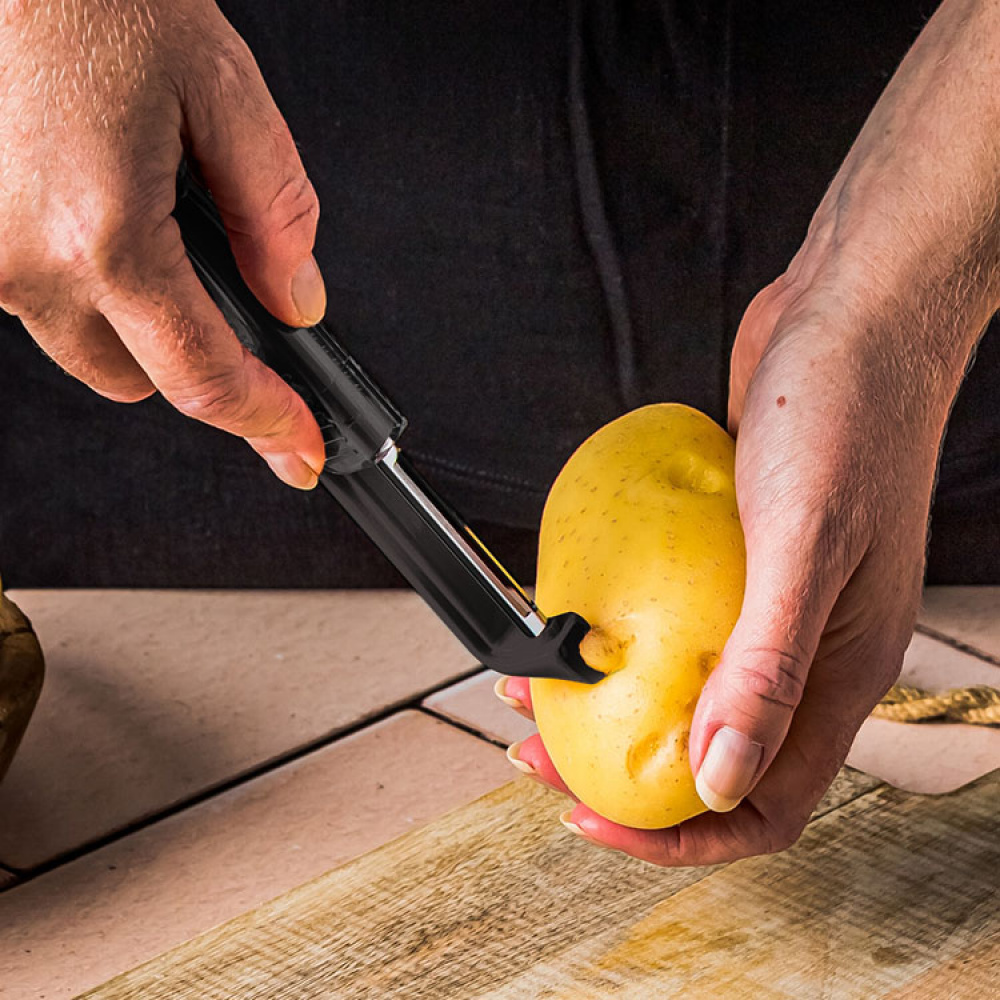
[873,684,1000,726]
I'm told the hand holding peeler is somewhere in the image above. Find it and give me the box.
[173,166,601,684]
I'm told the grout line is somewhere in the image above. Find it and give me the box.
[417,705,512,751]
[1,663,489,888]
[415,664,490,701]
[914,624,1000,667]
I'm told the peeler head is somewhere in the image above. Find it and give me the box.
[320,454,607,684]
[488,611,605,684]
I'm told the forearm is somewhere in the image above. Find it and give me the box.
[788,0,1000,398]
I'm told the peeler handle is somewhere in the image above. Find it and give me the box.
[173,164,404,474]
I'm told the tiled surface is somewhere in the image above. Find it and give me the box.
[900,630,1000,689]
[848,714,1000,795]
[846,631,1000,795]
[0,711,514,1000]
[919,586,1000,662]
[423,670,538,746]
[0,590,477,870]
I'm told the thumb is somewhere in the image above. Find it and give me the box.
[688,530,842,813]
[183,30,326,327]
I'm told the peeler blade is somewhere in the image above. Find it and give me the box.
[319,445,603,683]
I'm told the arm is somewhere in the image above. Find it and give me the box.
[730,0,1000,432]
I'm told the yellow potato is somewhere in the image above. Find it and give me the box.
[530,403,746,829]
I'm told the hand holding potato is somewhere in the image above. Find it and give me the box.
[0,0,326,487]
[504,280,973,864]
[502,0,998,865]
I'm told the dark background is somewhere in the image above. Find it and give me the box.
[1,1,996,587]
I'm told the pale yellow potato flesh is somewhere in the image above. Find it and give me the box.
[531,404,746,829]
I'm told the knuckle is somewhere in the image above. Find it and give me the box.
[209,33,257,98]
[243,381,307,448]
[3,182,174,301]
[728,648,808,712]
[87,223,133,285]
[88,210,185,302]
[0,240,50,317]
[746,277,787,330]
[168,367,250,426]
[4,283,64,328]
[48,199,136,288]
[261,173,319,241]
[0,271,26,312]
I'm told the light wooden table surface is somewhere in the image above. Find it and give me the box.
[82,765,999,999]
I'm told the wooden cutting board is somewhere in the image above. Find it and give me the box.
[82,768,999,999]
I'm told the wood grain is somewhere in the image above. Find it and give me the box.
[82,769,999,999]
[882,931,1000,1000]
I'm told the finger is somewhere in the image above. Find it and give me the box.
[563,797,775,867]
[493,675,534,720]
[742,674,860,839]
[507,733,576,798]
[96,216,326,485]
[21,307,154,402]
[744,591,906,815]
[182,27,325,327]
[687,516,844,815]
[568,653,869,866]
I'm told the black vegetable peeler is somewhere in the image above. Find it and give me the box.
[173,166,601,684]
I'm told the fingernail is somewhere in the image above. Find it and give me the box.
[494,676,524,710]
[291,256,326,326]
[506,740,536,776]
[560,810,587,838]
[263,451,319,490]
[695,726,764,813]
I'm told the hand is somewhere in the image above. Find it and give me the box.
[501,279,943,864]
[0,0,326,488]
[500,0,998,864]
